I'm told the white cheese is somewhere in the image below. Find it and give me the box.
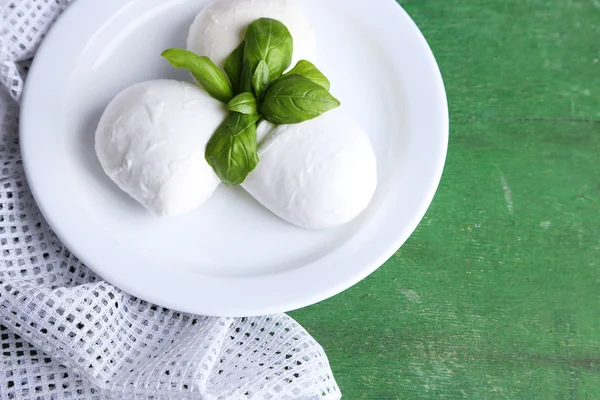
[95,79,225,216]
[243,109,378,229]
[187,0,317,69]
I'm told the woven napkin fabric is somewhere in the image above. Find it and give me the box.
[0,1,340,399]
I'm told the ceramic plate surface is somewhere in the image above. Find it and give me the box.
[20,0,448,316]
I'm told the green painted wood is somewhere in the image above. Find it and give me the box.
[290,0,600,398]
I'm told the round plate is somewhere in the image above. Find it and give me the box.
[20,0,448,316]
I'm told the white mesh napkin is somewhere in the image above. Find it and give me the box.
[0,1,341,398]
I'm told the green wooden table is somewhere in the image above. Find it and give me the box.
[290,0,600,398]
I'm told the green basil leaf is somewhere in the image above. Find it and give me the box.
[226,92,258,115]
[242,18,293,90]
[205,113,260,186]
[252,60,269,98]
[224,41,245,94]
[260,75,341,124]
[284,60,330,90]
[239,62,254,94]
[161,48,233,103]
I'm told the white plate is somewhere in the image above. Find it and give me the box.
[20,0,448,316]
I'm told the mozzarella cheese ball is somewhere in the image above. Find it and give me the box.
[95,80,225,216]
[243,109,377,229]
[187,0,317,69]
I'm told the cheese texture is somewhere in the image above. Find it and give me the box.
[187,0,317,69]
[95,79,225,216]
[243,108,378,229]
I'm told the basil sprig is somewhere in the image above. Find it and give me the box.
[226,93,258,115]
[260,75,340,124]
[224,41,245,94]
[283,60,331,90]
[252,60,270,99]
[161,49,233,103]
[162,18,340,186]
[241,18,293,93]
[205,112,260,186]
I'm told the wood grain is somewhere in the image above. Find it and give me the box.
[290,0,600,398]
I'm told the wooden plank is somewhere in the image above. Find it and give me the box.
[291,0,600,398]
